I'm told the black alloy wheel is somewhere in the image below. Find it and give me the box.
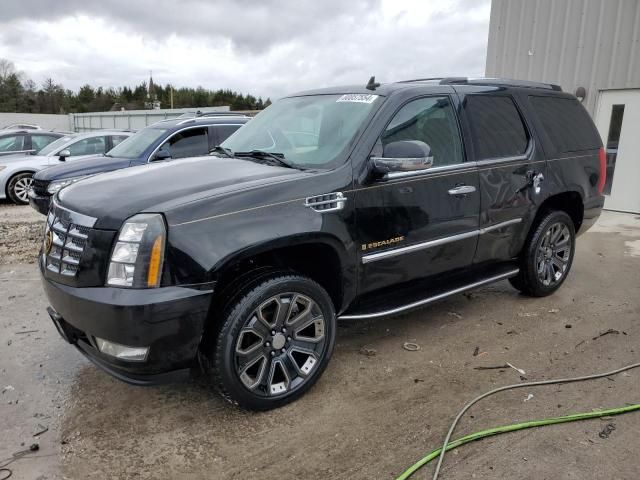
[202,272,336,410]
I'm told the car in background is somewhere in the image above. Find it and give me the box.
[0,129,65,157]
[29,115,250,214]
[1,130,133,204]
[2,123,41,130]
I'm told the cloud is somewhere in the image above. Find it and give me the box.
[0,0,490,99]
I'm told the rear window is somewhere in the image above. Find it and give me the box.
[529,96,601,153]
[464,95,529,160]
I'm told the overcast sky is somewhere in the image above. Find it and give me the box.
[0,0,491,100]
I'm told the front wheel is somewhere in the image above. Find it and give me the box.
[202,272,336,410]
[7,172,34,204]
[509,210,576,297]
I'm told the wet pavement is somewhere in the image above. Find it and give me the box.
[1,211,639,479]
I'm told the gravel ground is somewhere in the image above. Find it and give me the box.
[0,202,45,265]
[0,208,639,480]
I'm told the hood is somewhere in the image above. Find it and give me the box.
[34,155,131,181]
[57,156,308,229]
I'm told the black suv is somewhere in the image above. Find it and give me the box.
[29,114,250,214]
[39,78,605,410]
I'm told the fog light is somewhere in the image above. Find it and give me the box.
[95,337,149,361]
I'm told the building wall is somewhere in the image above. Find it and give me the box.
[71,106,231,132]
[0,112,72,131]
[486,0,640,115]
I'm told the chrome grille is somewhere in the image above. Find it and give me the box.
[44,205,92,277]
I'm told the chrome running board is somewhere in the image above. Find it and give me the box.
[339,268,520,320]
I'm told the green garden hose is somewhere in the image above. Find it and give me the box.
[396,403,640,479]
[397,362,640,480]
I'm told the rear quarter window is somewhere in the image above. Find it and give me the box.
[529,96,601,153]
[464,95,529,160]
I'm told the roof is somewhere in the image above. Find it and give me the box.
[289,76,562,98]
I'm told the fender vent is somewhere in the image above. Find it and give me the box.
[304,192,347,213]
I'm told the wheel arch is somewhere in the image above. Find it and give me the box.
[534,190,584,233]
[5,169,37,199]
[209,233,352,315]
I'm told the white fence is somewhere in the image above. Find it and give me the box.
[0,112,72,132]
[70,106,231,132]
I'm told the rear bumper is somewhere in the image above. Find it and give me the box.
[578,195,605,236]
[28,189,51,215]
[41,258,214,384]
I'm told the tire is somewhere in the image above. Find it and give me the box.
[7,172,34,205]
[201,272,336,410]
[509,210,576,297]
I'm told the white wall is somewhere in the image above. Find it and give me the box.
[0,112,72,131]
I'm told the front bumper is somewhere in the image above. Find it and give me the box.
[41,259,214,384]
[28,189,51,215]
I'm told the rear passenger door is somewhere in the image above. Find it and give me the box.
[457,88,547,264]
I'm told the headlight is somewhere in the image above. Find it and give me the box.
[106,213,166,288]
[47,175,91,194]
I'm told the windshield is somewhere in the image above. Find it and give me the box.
[38,136,74,156]
[106,127,168,159]
[222,94,381,169]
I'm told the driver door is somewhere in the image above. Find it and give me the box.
[354,95,480,295]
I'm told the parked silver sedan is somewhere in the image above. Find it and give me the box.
[0,130,132,204]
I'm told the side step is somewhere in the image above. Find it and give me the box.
[339,267,519,320]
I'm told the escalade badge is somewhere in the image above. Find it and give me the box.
[361,236,405,251]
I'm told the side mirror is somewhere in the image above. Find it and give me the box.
[58,149,70,161]
[371,140,433,178]
[154,149,171,161]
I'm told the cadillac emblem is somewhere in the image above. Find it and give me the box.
[44,229,53,255]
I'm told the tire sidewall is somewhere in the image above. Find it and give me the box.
[211,274,336,410]
[8,173,33,205]
[524,210,576,296]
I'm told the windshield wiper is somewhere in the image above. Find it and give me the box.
[209,145,234,158]
[234,150,300,169]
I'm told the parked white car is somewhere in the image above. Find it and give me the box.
[0,130,132,204]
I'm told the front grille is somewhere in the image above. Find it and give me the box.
[32,178,49,196]
[44,206,92,277]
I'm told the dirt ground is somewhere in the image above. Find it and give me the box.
[1,205,639,480]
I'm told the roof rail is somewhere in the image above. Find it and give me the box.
[440,77,562,91]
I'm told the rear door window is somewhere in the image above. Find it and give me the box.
[464,95,529,160]
[529,96,601,153]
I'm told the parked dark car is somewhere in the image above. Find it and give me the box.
[29,115,250,214]
[0,129,64,157]
[40,77,605,410]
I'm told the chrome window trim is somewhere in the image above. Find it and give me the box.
[361,218,522,264]
[380,161,477,180]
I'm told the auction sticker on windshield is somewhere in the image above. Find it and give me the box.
[336,94,379,103]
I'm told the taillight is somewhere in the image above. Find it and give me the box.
[597,147,606,195]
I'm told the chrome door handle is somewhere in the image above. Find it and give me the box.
[448,185,476,195]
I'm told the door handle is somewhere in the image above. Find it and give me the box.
[448,185,476,195]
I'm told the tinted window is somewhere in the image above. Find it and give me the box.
[465,95,528,159]
[31,134,59,152]
[381,96,464,166]
[67,136,106,156]
[110,135,129,148]
[529,96,601,153]
[0,135,24,152]
[164,128,208,159]
[213,125,241,144]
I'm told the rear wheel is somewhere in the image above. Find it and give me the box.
[201,272,336,410]
[509,210,575,297]
[7,173,34,205]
